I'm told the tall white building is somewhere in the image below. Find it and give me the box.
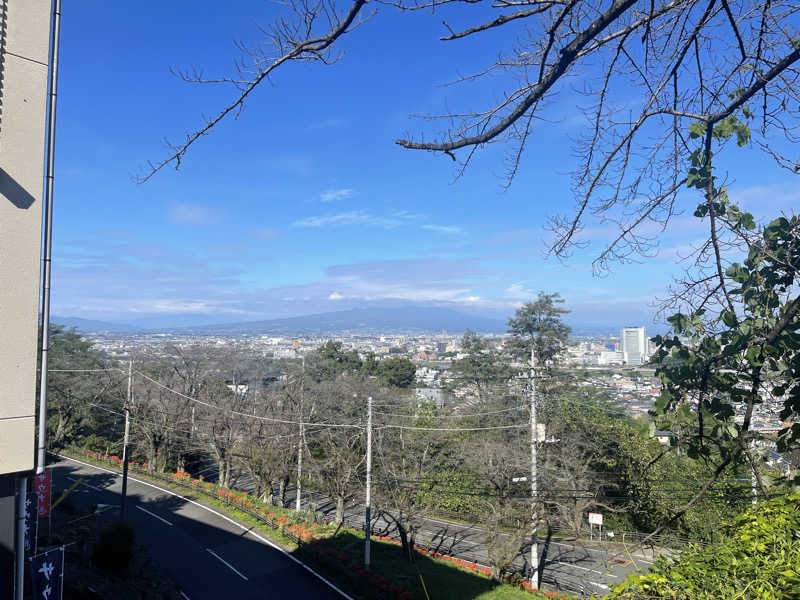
[621,327,648,365]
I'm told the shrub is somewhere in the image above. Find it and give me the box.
[606,492,800,599]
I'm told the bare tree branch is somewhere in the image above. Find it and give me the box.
[137,0,369,182]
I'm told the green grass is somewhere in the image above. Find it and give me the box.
[306,530,571,600]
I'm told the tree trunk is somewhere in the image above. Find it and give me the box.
[279,476,289,507]
[491,564,503,582]
[335,497,345,526]
[397,523,413,562]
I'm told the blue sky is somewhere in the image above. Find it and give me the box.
[50,2,799,330]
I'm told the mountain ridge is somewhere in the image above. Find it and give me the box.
[54,306,506,335]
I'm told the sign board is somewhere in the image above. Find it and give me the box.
[0,0,51,476]
[588,512,603,526]
[34,470,51,518]
[30,546,64,600]
[24,491,39,555]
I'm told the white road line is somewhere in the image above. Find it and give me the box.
[553,561,608,576]
[179,591,191,600]
[54,454,355,600]
[207,548,248,581]
[549,539,657,563]
[67,476,108,493]
[591,582,610,590]
[136,505,173,526]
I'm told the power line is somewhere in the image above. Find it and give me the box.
[376,423,529,432]
[373,405,528,419]
[83,401,336,444]
[134,369,363,429]
[45,368,125,373]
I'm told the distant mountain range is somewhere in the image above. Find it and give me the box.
[52,316,144,333]
[53,307,507,336]
[53,307,663,337]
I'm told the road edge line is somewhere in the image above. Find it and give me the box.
[54,453,355,600]
[206,548,249,581]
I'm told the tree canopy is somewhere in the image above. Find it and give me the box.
[606,491,800,599]
[507,292,572,366]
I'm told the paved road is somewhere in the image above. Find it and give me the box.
[50,456,348,600]
[199,460,653,596]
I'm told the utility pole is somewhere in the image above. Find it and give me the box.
[120,359,132,520]
[295,357,305,512]
[364,395,373,568]
[14,479,27,600]
[750,441,758,505]
[36,0,62,478]
[529,346,540,588]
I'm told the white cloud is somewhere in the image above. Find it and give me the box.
[124,300,252,315]
[328,292,344,300]
[292,211,413,229]
[169,203,216,225]
[422,224,464,234]
[504,282,536,300]
[320,188,354,203]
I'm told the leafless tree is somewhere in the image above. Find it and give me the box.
[141,1,799,285]
[374,418,447,560]
[131,375,191,473]
[467,436,530,581]
[306,380,367,524]
[238,414,297,503]
[197,379,250,488]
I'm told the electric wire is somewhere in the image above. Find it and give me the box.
[373,405,528,419]
[134,369,363,429]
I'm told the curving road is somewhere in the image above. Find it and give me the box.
[197,459,655,597]
[50,455,349,600]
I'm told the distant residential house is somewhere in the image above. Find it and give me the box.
[651,429,676,446]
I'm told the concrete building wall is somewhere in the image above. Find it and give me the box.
[0,0,51,476]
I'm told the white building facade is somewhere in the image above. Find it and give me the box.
[621,327,648,365]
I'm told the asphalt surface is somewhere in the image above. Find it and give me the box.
[198,460,654,597]
[50,456,348,600]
